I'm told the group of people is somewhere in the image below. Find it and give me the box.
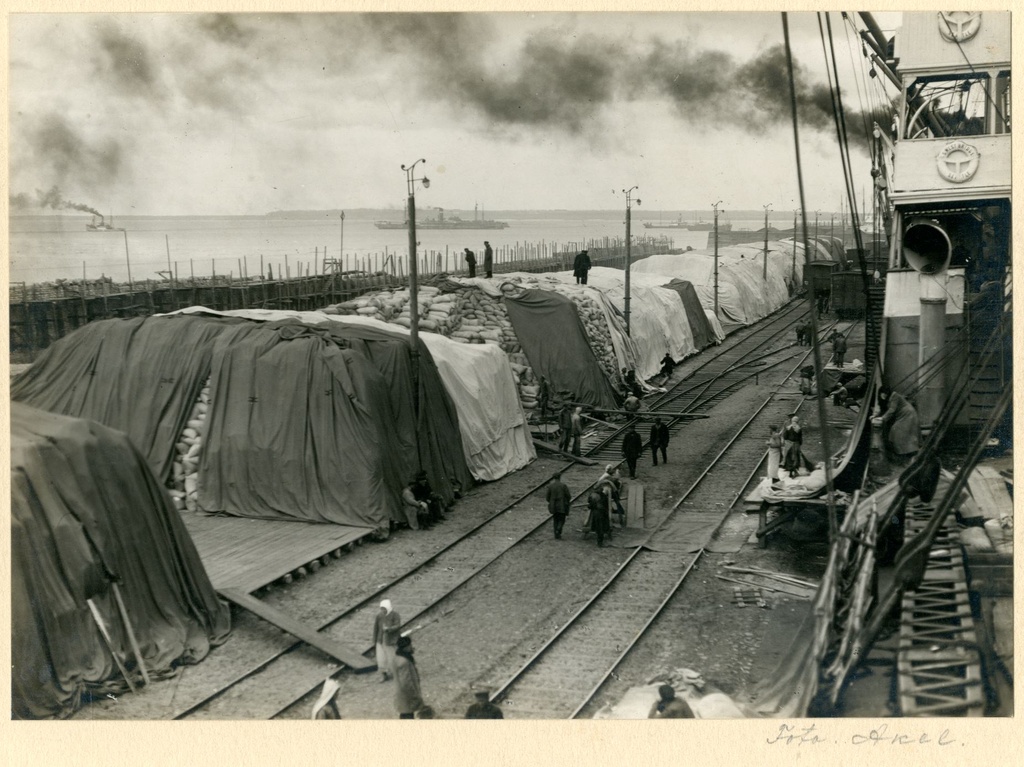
[463,241,494,279]
[766,415,813,484]
[545,464,629,547]
[363,600,503,719]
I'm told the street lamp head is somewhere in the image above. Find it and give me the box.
[636,199,641,206]
[421,177,430,189]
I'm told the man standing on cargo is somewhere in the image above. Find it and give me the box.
[464,248,477,278]
[570,406,584,456]
[622,423,643,479]
[558,403,573,453]
[650,417,669,465]
[483,241,494,278]
[573,250,591,284]
[831,330,847,367]
[545,471,571,539]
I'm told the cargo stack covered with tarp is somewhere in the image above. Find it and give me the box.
[166,307,535,482]
[11,314,472,530]
[632,240,813,333]
[11,402,231,719]
[325,276,628,411]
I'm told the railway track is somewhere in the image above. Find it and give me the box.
[488,327,845,718]
[167,301,841,720]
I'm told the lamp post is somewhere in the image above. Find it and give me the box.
[763,203,772,280]
[622,186,640,336]
[339,211,345,273]
[401,159,430,423]
[712,200,723,316]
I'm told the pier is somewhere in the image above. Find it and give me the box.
[9,235,673,362]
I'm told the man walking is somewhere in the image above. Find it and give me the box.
[464,247,477,278]
[587,486,611,547]
[483,241,494,278]
[538,376,551,425]
[650,417,669,465]
[545,471,571,539]
[622,424,643,479]
[558,403,573,453]
[570,406,584,456]
[572,249,591,285]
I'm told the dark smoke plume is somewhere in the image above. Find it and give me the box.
[34,185,102,217]
[35,113,123,181]
[9,192,33,210]
[95,22,160,98]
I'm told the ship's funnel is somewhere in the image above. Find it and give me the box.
[903,218,951,274]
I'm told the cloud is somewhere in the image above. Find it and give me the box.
[94,20,162,99]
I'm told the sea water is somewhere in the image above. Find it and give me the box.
[7,213,757,285]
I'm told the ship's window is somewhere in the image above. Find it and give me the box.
[904,75,993,139]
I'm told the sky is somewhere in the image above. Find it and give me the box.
[8,11,903,217]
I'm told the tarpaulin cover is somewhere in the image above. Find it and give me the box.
[192,320,403,525]
[329,315,534,481]
[10,402,230,719]
[502,288,620,409]
[661,279,717,351]
[633,242,808,332]
[171,308,522,483]
[536,268,699,381]
[10,315,229,483]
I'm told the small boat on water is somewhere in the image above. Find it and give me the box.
[86,214,124,232]
[375,204,509,230]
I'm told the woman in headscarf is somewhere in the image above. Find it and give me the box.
[393,635,425,719]
[372,599,401,682]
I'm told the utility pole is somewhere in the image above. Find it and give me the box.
[402,159,430,441]
[339,211,345,274]
[792,210,799,290]
[763,203,772,280]
[623,186,640,335]
[712,200,723,316]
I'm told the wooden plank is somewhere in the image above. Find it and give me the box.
[975,466,1013,517]
[531,439,598,466]
[219,588,374,672]
[627,483,645,527]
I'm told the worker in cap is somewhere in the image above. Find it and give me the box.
[465,687,504,719]
[648,684,694,719]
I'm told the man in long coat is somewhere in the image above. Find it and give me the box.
[483,241,494,278]
[573,250,591,284]
[464,248,477,278]
[650,417,670,465]
[393,636,425,719]
[622,424,643,479]
[545,471,571,539]
[587,487,612,547]
[372,599,401,682]
[570,406,584,456]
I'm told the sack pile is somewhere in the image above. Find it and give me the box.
[168,377,211,512]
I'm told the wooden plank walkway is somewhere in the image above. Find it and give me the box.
[218,588,374,672]
[180,512,370,593]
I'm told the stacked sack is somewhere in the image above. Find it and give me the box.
[168,377,211,512]
[503,277,624,391]
[328,286,460,335]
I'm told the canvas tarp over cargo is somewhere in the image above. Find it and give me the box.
[10,402,231,719]
[9,315,228,483]
[12,313,470,527]
[502,288,620,409]
[169,307,533,482]
[661,279,718,351]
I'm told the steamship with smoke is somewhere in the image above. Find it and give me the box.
[375,204,509,230]
[643,214,733,232]
[85,214,124,232]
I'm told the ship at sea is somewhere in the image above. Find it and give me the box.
[643,214,732,232]
[375,204,509,230]
[86,214,124,232]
